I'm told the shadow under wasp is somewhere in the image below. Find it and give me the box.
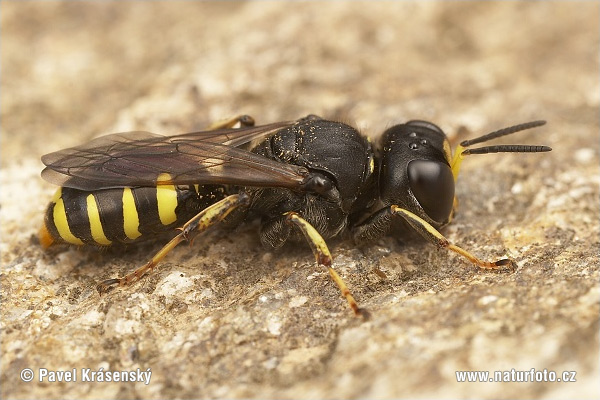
[40,114,551,315]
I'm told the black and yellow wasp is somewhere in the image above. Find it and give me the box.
[40,114,550,314]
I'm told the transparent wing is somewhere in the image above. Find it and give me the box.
[41,121,309,190]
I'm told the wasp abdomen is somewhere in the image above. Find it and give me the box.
[40,185,226,248]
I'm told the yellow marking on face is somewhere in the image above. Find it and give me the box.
[86,194,112,245]
[156,174,178,225]
[122,188,142,240]
[450,144,466,183]
[443,139,452,163]
[369,155,375,174]
[53,198,84,245]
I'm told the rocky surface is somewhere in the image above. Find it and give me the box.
[1,2,598,399]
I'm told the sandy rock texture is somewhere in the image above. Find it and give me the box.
[1,2,598,399]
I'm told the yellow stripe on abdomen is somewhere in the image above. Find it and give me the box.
[86,194,112,245]
[122,188,142,240]
[156,174,178,225]
[53,194,84,246]
[51,187,62,203]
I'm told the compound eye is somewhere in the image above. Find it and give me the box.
[407,160,455,223]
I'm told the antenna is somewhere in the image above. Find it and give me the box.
[451,120,551,182]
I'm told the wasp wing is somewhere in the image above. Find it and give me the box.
[41,121,308,191]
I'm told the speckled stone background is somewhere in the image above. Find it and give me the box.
[1,2,598,399]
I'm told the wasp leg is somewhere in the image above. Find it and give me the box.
[284,212,361,316]
[390,206,516,271]
[207,115,255,130]
[97,193,250,294]
[352,205,515,270]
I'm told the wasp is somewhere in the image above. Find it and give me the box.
[40,114,551,315]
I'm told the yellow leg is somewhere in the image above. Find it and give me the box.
[285,212,361,316]
[391,206,516,271]
[206,115,255,130]
[97,193,250,294]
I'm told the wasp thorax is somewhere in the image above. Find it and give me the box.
[303,173,342,204]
